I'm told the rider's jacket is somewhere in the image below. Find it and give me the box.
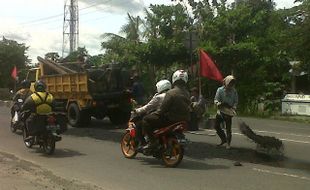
[159,85,191,122]
[13,88,32,102]
[30,92,53,114]
[22,91,54,115]
[135,92,166,115]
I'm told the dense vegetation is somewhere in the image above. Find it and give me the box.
[1,0,309,113]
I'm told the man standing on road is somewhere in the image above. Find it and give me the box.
[214,75,238,149]
[189,87,206,131]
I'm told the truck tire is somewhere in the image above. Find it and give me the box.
[108,108,131,125]
[68,103,91,127]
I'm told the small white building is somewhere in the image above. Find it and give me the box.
[282,94,310,116]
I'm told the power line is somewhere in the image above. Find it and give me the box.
[19,14,63,26]
[19,0,112,26]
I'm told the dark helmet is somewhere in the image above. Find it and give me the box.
[34,80,46,92]
[21,80,31,89]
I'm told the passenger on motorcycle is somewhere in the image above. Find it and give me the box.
[133,79,172,149]
[142,70,191,149]
[21,80,54,140]
[11,80,32,117]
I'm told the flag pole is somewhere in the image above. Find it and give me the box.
[14,78,16,92]
[198,49,202,96]
[11,65,17,92]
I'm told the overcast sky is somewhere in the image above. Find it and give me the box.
[0,0,299,63]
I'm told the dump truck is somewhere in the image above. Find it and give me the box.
[26,56,132,127]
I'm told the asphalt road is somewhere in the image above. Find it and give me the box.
[0,106,309,190]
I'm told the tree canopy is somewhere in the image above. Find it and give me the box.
[0,37,29,88]
[100,0,310,112]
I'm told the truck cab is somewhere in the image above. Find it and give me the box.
[26,67,40,92]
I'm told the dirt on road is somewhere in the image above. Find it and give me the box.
[0,151,103,190]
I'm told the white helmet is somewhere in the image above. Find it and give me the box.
[156,80,172,93]
[172,70,188,84]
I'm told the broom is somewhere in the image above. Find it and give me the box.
[239,121,284,151]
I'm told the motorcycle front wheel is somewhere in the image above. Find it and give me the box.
[43,136,55,155]
[120,132,137,158]
[161,137,184,167]
[10,121,17,133]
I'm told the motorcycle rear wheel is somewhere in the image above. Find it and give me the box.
[43,137,56,155]
[121,132,137,158]
[161,137,184,167]
[23,128,33,148]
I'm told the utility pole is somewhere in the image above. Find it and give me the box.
[62,0,79,57]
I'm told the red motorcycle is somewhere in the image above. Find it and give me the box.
[120,119,188,167]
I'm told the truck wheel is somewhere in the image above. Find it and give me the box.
[68,103,91,127]
[108,108,131,125]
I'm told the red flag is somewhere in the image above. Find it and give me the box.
[11,66,17,80]
[199,49,223,82]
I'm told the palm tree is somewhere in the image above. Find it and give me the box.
[120,13,144,43]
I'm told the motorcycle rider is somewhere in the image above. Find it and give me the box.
[21,80,54,140]
[13,79,32,101]
[133,79,172,149]
[11,80,32,118]
[214,75,238,149]
[11,79,32,118]
[142,70,191,149]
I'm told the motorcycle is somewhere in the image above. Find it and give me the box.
[120,114,188,167]
[10,98,24,133]
[22,112,66,155]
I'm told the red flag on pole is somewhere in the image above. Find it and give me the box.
[199,49,223,82]
[11,66,17,80]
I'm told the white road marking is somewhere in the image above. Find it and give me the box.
[187,131,216,136]
[278,138,310,144]
[253,168,310,181]
[249,129,310,138]
[203,129,310,144]
[233,132,310,144]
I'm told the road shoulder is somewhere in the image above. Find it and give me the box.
[0,151,103,190]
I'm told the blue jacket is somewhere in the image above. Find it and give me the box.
[214,86,238,109]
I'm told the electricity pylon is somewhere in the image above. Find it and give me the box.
[62,0,79,57]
